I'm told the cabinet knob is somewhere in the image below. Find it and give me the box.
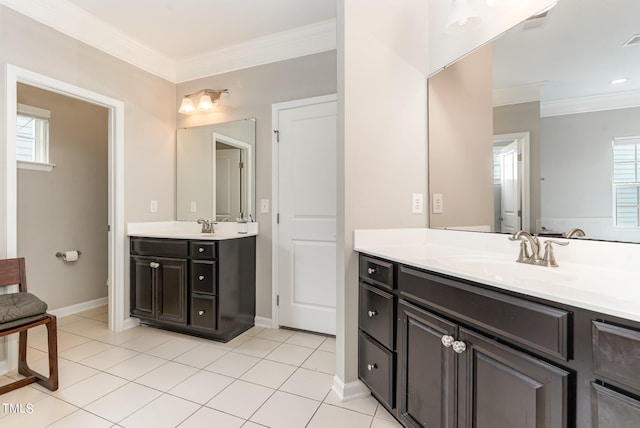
[198,247,205,253]
[367,363,377,371]
[441,335,455,348]
[367,310,377,318]
[367,267,376,275]
[452,340,467,354]
[149,262,160,269]
[199,275,205,281]
[198,310,205,316]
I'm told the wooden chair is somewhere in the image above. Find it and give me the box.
[0,258,58,394]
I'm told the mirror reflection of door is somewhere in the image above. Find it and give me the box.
[493,132,530,233]
[215,145,242,221]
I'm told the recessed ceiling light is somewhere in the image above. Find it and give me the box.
[609,78,629,85]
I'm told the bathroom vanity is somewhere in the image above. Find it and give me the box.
[128,222,257,342]
[356,229,640,428]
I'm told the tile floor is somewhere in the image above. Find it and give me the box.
[0,306,402,428]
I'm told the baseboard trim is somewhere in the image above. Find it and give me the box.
[331,375,371,402]
[254,316,273,328]
[123,317,140,330]
[49,297,108,318]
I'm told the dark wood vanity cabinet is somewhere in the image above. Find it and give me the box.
[131,236,256,342]
[359,253,640,428]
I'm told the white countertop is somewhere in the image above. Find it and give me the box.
[127,221,259,240]
[354,228,640,323]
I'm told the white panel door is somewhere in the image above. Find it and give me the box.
[277,98,337,335]
[216,148,241,221]
[500,140,521,233]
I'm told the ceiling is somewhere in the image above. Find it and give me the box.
[0,0,336,82]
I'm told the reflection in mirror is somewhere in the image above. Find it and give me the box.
[428,0,640,243]
[177,118,255,222]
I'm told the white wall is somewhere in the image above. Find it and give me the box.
[338,0,428,394]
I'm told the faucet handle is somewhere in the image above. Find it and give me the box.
[540,239,569,267]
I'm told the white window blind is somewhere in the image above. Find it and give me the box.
[16,104,50,164]
[612,136,640,228]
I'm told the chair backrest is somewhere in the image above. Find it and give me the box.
[0,258,27,292]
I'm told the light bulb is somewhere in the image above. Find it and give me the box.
[178,97,195,114]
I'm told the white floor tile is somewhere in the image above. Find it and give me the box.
[242,422,269,428]
[84,383,162,423]
[233,337,281,358]
[0,395,77,427]
[250,391,320,428]
[59,340,115,362]
[255,328,295,342]
[178,406,245,428]
[105,353,166,380]
[169,370,234,404]
[59,318,107,335]
[54,372,128,407]
[204,351,260,378]
[119,332,173,352]
[32,331,90,353]
[50,360,100,390]
[319,336,336,353]
[301,349,336,375]
[47,409,113,427]
[307,403,373,428]
[323,390,379,416]
[173,343,228,368]
[134,361,199,392]
[119,394,200,428]
[285,331,327,349]
[206,380,274,419]
[144,337,201,360]
[279,367,333,401]
[264,343,314,366]
[239,359,297,389]
[375,404,396,421]
[79,346,139,370]
[371,416,404,427]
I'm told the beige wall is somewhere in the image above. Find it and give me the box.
[17,83,109,309]
[494,101,541,228]
[176,51,337,318]
[428,44,494,230]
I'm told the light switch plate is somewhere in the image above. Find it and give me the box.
[190,201,197,212]
[150,200,158,213]
[412,193,423,214]
[432,194,443,214]
[260,199,270,213]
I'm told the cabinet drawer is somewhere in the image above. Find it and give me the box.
[359,282,394,349]
[191,295,217,331]
[593,321,640,392]
[190,241,216,259]
[359,330,394,409]
[360,256,394,290]
[591,383,640,428]
[131,238,189,258]
[191,261,217,295]
[399,266,570,360]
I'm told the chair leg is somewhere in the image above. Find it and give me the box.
[17,316,59,392]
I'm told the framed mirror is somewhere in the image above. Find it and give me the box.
[177,118,256,221]
[428,0,640,243]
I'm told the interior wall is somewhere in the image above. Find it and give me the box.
[0,6,176,317]
[428,44,494,230]
[339,0,428,389]
[17,83,108,309]
[494,101,541,229]
[175,51,338,319]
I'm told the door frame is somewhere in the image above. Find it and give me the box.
[3,65,126,336]
[493,132,531,233]
[213,132,253,219]
[271,94,337,329]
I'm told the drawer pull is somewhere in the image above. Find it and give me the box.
[452,340,467,354]
[199,275,205,281]
[441,335,455,348]
[367,310,377,318]
[198,247,205,253]
[198,310,205,316]
[367,267,376,275]
[367,363,377,371]
[149,262,160,269]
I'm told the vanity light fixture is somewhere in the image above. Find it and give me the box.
[178,89,229,114]
[446,0,482,34]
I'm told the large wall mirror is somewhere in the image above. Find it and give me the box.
[428,0,640,243]
[177,118,256,221]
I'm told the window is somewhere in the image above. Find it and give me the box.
[16,104,52,171]
[612,136,640,228]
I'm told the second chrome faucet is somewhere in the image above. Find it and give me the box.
[509,230,568,267]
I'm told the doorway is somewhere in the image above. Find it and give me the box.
[3,65,126,334]
[272,94,337,335]
[493,132,530,233]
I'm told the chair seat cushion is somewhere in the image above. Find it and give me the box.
[0,292,48,325]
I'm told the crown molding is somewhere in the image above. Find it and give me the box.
[175,19,337,83]
[493,82,546,107]
[1,0,336,84]
[540,90,640,117]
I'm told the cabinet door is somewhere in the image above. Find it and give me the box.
[457,327,569,428]
[397,300,457,428]
[156,258,188,325]
[130,256,156,319]
[592,382,640,428]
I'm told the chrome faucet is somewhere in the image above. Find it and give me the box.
[197,218,214,234]
[565,228,585,238]
[509,230,569,267]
